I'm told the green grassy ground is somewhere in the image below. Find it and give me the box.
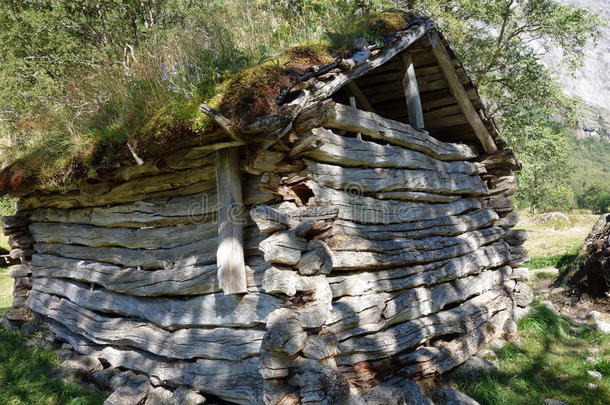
[0,267,13,318]
[461,303,610,405]
[0,327,106,405]
[517,211,598,271]
[459,212,609,404]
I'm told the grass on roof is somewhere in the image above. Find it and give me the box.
[0,3,414,194]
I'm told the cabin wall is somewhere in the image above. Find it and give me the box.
[2,102,529,404]
[250,101,530,403]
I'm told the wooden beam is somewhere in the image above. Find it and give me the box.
[400,52,425,129]
[346,81,376,113]
[429,32,498,154]
[200,104,246,143]
[215,148,247,294]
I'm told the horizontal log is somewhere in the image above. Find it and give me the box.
[21,165,217,210]
[372,191,460,203]
[331,209,498,241]
[34,238,217,269]
[295,128,478,175]
[46,321,263,404]
[303,181,483,225]
[31,254,267,296]
[30,221,217,249]
[327,242,510,297]
[296,102,477,161]
[327,227,505,270]
[32,225,265,268]
[505,229,527,246]
[327,266,511,337]
[334,287,511,366]
[32,277,283,330]
[29,290,264,361]
[26,177,274,228]
[486,175,517,197]
[397,308,511,378]
[306,161,488,196]
[8,263,31,278]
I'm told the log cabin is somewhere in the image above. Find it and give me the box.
[0,17,531,405]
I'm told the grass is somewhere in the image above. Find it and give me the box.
[516,211,598,270]
[460,303,610,405]
[0,267,12,317]
[0,2,411,192]
[0,327,106,405]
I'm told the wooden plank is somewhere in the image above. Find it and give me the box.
[31,254,268,296]
[27,177,274,228]
[32,277,283,330]
[47,323,263,404]
[400,53,425,129]
[29,290,264,361]
[330,208,499,242]
[298,181,483,225]
[326,227,505,271]
[295,128,478,174]
[346,82,376,113]
[430,32,497,153]
[306,160,489,196]
[215,148,247,294]
[296,101,477,161]
[327,241,509,297]
[334,286,511,365]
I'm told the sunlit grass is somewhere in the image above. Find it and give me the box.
[461,303,610,405]
[0,327,106,405]
[0,268,12,317]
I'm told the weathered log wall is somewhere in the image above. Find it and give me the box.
[8,100,528,404]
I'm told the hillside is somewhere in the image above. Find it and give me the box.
[553,0,610,141]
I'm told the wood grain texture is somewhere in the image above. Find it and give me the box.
[215,148,247,294]
[306,160,488,196]
[299,101,477,161]
[400,52,425,129]
[31,254,268,296]
[32,277,283,330]
[29,290,264,361]
[295,128,478,174]
[429,32,497,153]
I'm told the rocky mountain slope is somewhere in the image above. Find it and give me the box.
[552,0,610,140]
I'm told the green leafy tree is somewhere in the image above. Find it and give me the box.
[400,0,601,211]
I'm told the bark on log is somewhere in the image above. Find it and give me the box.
[32,277,283,329]
[29,290,264,361]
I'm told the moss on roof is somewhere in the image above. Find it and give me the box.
[0,10,419,196]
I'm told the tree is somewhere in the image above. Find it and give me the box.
[399,0,601,211]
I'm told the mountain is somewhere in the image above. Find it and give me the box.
[551,0,610,140]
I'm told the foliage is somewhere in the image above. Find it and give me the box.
[0,324,106,405]
[0,0,603,197]
[571,137,610,213]
[402,0,601,212]
[460,302,610,405]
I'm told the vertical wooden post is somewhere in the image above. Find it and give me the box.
[429,32,498,153]
[400,52,425,130]
[215,147,247,295]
